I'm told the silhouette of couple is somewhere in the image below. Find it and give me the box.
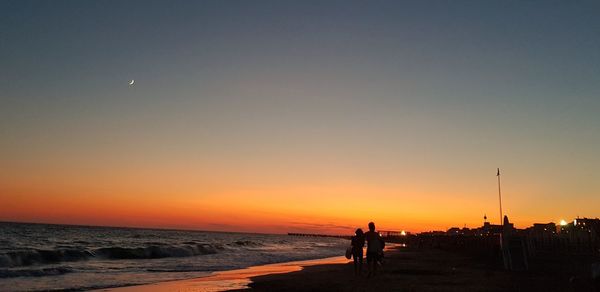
[350,222,385,277]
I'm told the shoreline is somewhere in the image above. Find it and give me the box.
[97,244,402,292]
[95,255,353,292]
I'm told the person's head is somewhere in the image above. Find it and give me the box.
[368,222,375,231]
[355,228,363,236]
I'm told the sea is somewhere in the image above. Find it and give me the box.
[0,222,348,291]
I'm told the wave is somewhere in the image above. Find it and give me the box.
[0,243,229,268]
[0,240,273,269]
[231,240,263,247]
[0,266,73,278]
[0,249,93,267]
[95,244,221,260]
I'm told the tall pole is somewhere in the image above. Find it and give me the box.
[497,168,503,225]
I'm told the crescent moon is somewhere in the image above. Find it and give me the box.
[129,79,135,85]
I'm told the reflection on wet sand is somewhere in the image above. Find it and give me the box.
[99,256,350,292]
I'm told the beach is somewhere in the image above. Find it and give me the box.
[100,244,596,292]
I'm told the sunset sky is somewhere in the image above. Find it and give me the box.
[1,1,600,234]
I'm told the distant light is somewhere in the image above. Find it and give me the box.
[560,219,567,226]
[574,219,577,226]
[400,230,407,236]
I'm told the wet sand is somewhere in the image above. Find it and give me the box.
[96,256,350,292]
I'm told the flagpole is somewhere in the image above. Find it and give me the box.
[497,168,503,225]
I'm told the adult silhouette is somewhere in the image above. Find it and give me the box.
[350,228,365,275]
[364,222,384,277]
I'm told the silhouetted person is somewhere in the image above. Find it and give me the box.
[350,228,364,276]
[365,222,384,277]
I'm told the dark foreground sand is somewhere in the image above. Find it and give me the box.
[240,246,593,292]
[103,245,597,291]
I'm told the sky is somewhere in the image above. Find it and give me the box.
[1,0,600,234]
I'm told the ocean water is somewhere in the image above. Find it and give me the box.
[0,222,348,291]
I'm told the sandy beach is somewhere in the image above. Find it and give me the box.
[97,244,598,292]
[244,247,600,292]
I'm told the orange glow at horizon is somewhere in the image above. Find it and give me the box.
[2,124,598,235]
[1,167,583,235]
